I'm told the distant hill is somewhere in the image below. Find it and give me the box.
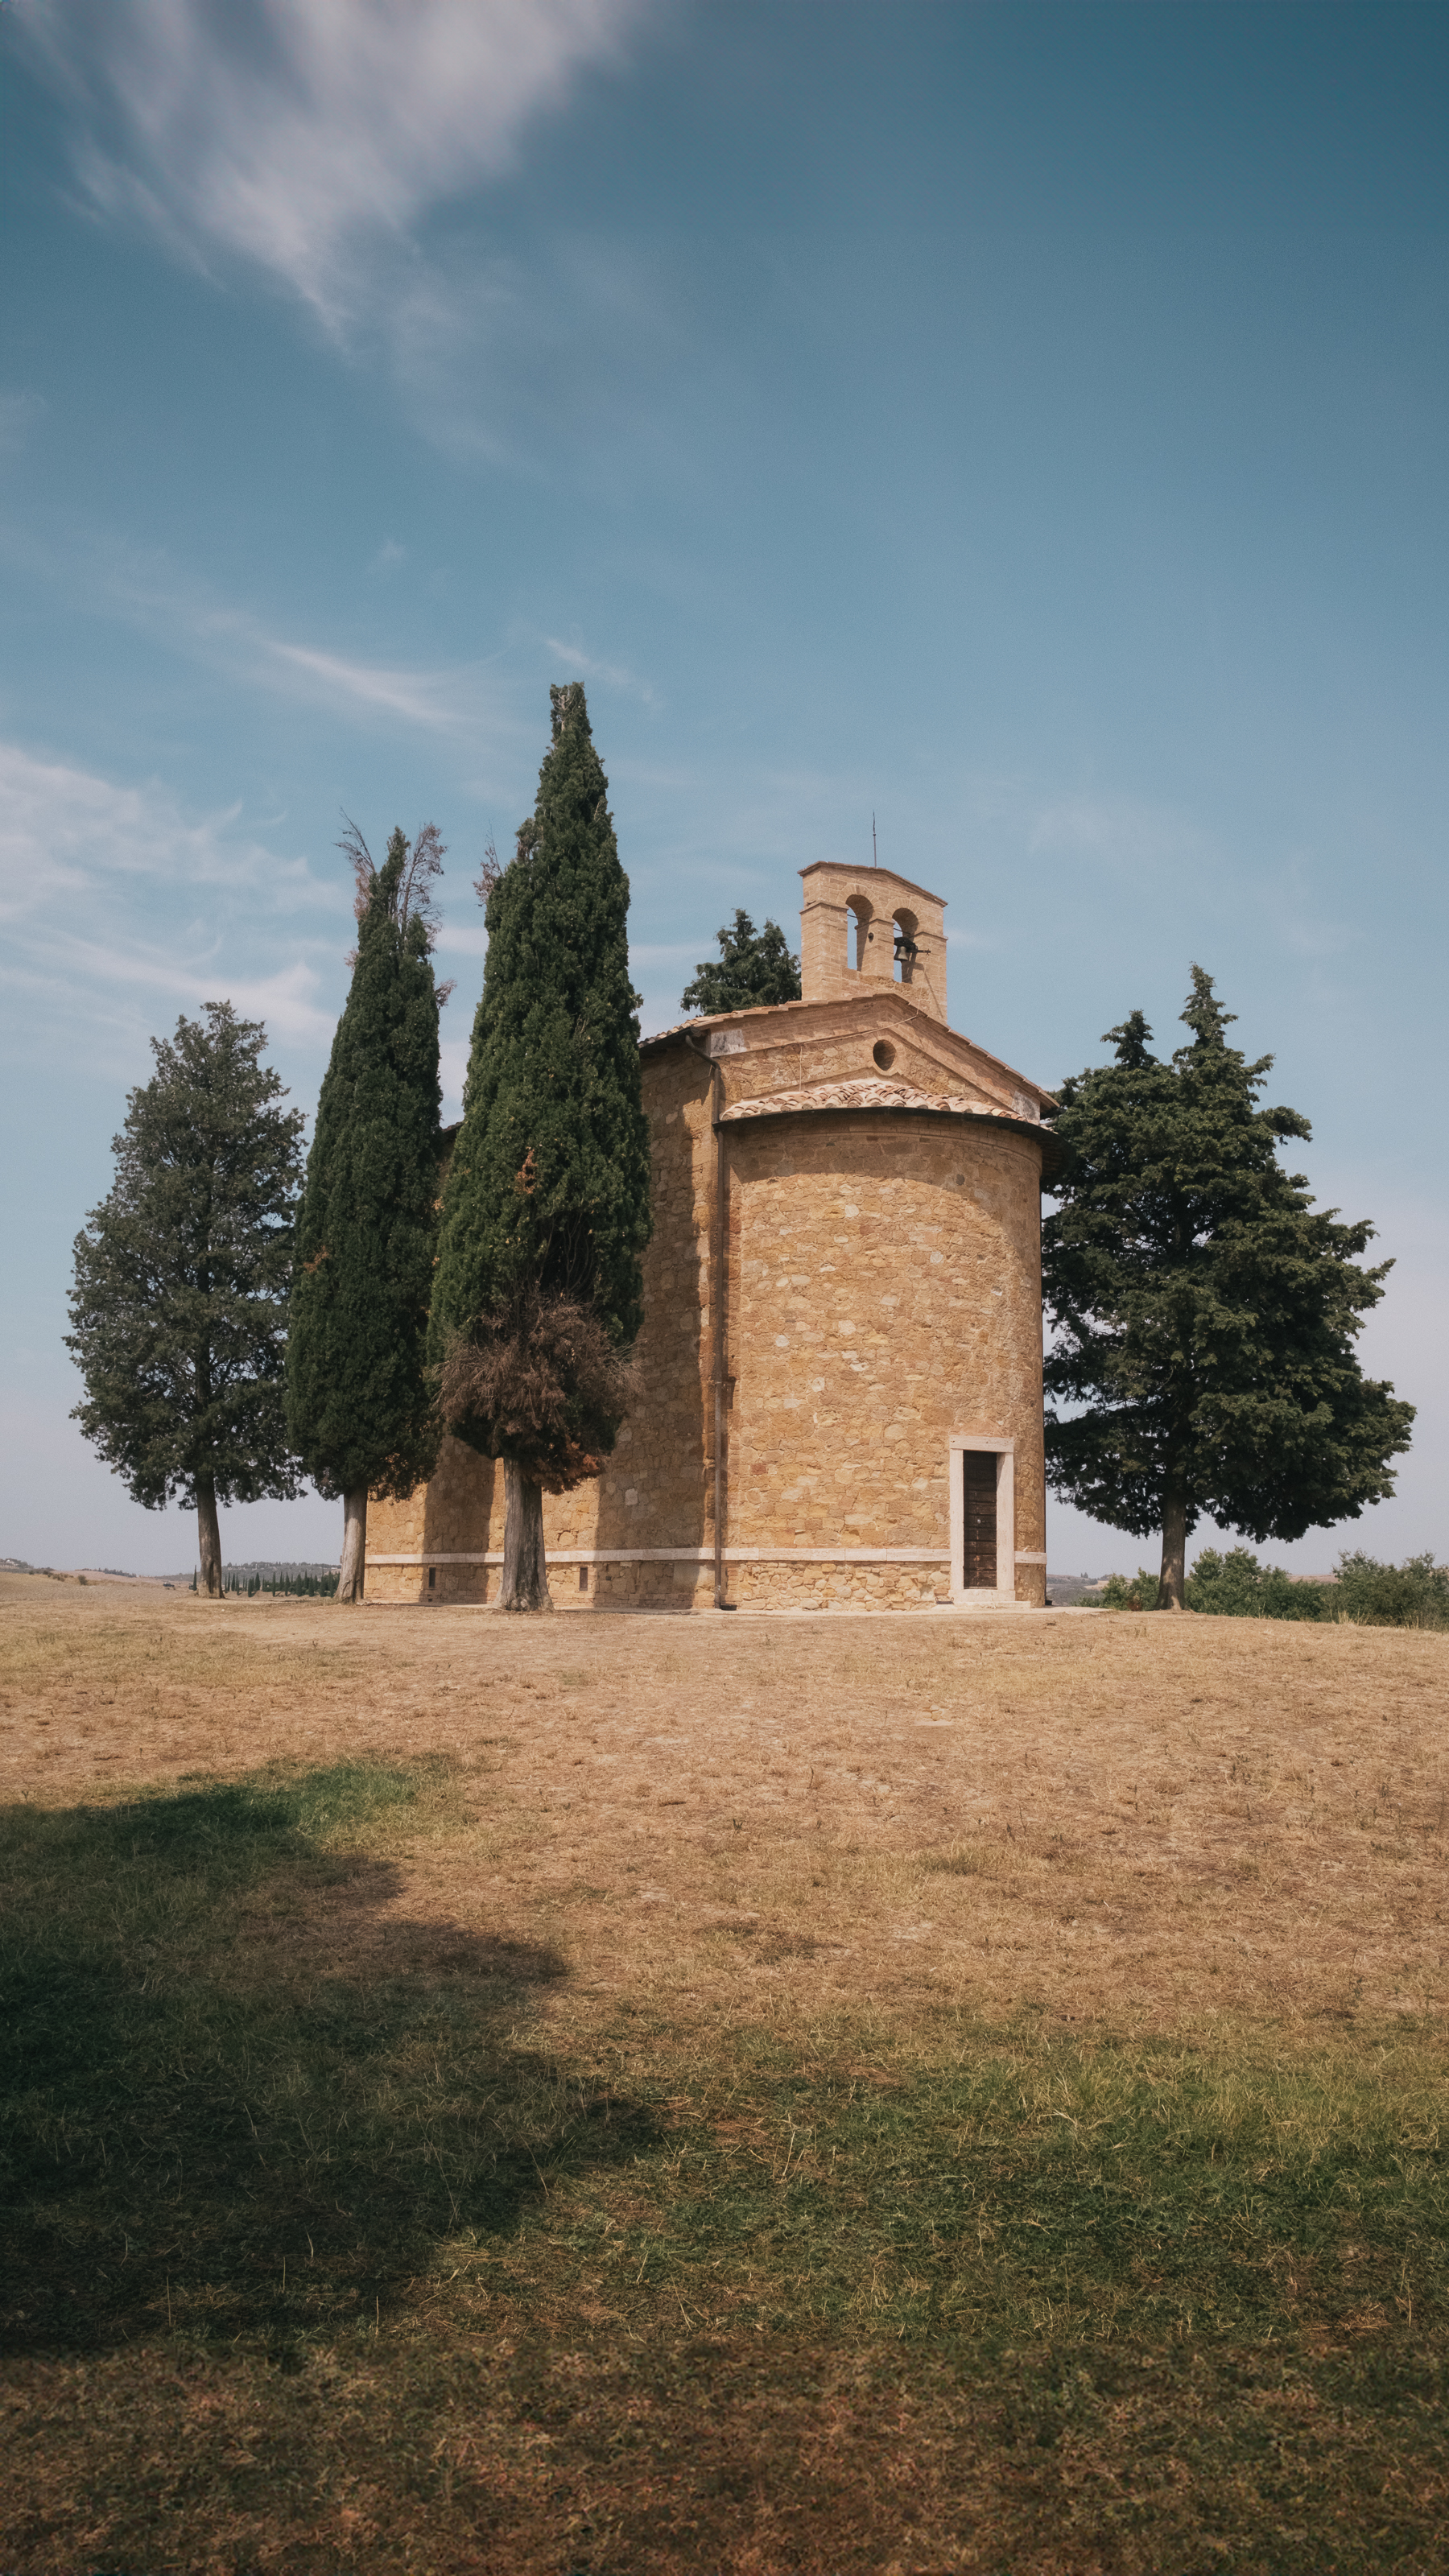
[3,1556,341,1582]
[1044,1571,1105,1605]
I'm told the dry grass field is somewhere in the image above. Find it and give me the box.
[2,1572,1447,2572]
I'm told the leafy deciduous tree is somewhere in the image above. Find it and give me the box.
[428,684,651,1610]
[67,1005,304,1597]
[1042,968,1414,1609]
[286,823,447,1602]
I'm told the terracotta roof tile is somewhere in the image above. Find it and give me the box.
[719,1075,1037,1124]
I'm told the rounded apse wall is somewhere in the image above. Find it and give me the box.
[721,1112,1046,1599]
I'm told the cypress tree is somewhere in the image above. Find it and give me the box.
[428,683,651,1610]
[681,909,801,1014]
[66,1004,304,1596]
[286,824,446,1601]
[1042,967,1414,1608]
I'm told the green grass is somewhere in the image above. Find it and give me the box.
[572,2039,1449,2347]
[2,1760,658,2362]
[4,1762,1448,2570]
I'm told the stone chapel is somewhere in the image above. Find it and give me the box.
[365,860,1059,1612]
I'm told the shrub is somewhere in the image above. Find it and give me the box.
[1180,1545,1448,1624]
[1092,1569,1164,1610]
[1258,1566,1331,1619]
[1333,1550,1449,1629]
[1187,1547,1329,1620]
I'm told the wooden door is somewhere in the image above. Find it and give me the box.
[962,1450,998,1589]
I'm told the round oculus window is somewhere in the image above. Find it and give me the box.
[872,1039,896,1071]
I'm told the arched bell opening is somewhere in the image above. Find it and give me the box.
[893,910,919,984]
[846,896,873,972]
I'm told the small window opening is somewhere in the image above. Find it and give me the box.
[427,1565,436,1591]
[579,1563,589,1591]
[962,1451,998,1589]
[872,1039,896,1072]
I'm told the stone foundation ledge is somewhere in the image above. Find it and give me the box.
[362,1551,1046,1613]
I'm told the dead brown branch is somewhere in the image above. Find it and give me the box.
[437,1290,641,1492]
[399,819,445,943]
[338,815,447,943]
[473,836,504,904]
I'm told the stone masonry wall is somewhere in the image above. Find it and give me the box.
[365,1046,1048,1610]
[365,1043,716,1602]
[720,1113,1046,1604]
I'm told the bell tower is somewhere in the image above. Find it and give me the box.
[798,861,948,1025]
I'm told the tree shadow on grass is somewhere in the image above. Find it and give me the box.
[0,1761,656,2360]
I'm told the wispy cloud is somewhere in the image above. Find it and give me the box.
[12,930,334,1047]
[262,639,472,730]
[543,634,661,711]
[242,622,525,752]
[0,740,319,923]
[0,740,339,1068]
[0,511,523,744]
[16,0,650,328]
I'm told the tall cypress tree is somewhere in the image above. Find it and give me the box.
[1042,967,1414,1608]
[286,824,445,1601]
[428,684,651,1610]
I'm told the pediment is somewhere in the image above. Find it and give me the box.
[641,989,1055,1124]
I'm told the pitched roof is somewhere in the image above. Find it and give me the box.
[638,994,1056,1110]
[638,1002,808,1051]
[797,860,947,908]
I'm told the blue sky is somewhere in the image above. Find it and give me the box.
[2,0,1444,1578]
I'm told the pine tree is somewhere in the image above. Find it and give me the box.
[681,909,801,1015]
[429,683,651,1609]
[66,1005,304,1597]
[286,824,447,1602]
[1042,968,1414,1608]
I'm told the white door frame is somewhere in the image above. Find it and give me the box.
[947,1435,1015,1606]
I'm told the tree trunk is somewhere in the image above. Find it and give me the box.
[337,1488,367,1604]
[196,1473,222,1599]
[500,1459,551,1612]
[1158,1492,1189,1610]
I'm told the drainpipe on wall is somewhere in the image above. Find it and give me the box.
[685,1029,733,1608]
